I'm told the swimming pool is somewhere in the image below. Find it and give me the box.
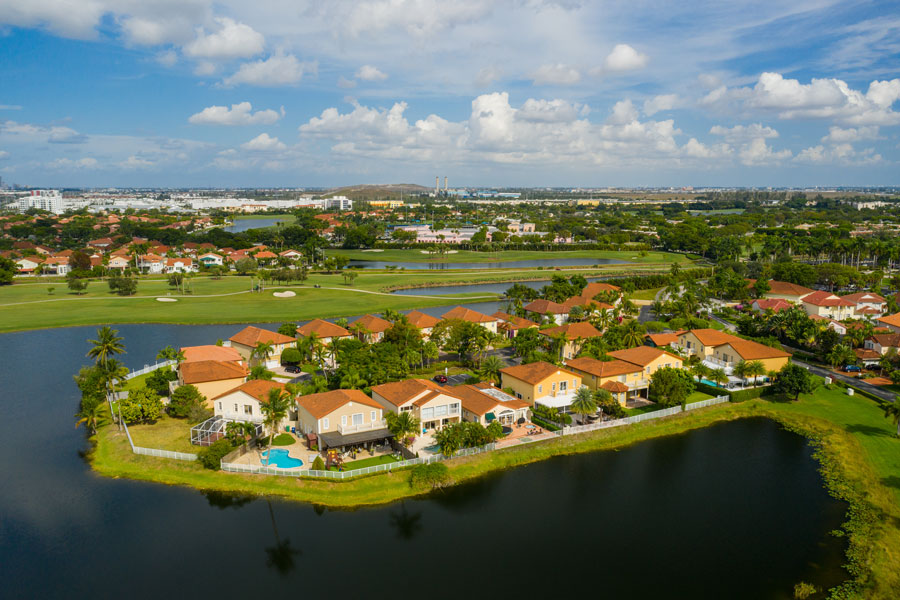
[260,448,304,469]
[700,378,722,387]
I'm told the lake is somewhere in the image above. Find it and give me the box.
[224,216,292,233]
[0,323,848,598]
[349,257,628,270]
[390,276,615,297]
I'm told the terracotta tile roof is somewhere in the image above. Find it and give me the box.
[229,326,295,347]
[600,380,629,393]
[500,361,579,385]
[406,310,441,329]
[645,331,684,346]
[856,307,882,315]
[442,306,495,323]
[582,282,621,297]
[748,279,814,297]
[350,314,393,334]
[841,292,886,304]
[297,319,351,338]
[683,328,736,347]
[869,334,900,347]
[565,357,641,377]
[854,348,881,360]
[451,384,529,415]
[877,313,900,328]
[180,345,244,363]
[721,339,791,361]
[608,346,680,367]
[165,257,192,266]
[539,321,602,340]
[211,379,287,403]
[802,291,855,307]
[296,389,382,419]
[752,299,793,312]
[492,311,538,330]
[253,251,278,259]
[372,378,449,407]
[180,360,248,384]
[524,299,568,314]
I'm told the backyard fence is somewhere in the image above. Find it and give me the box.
[220,442,497,479]
[124,359,176,380]
[121,418,198,462]
[557,395,730,437]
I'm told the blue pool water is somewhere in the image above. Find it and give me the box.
[260,448,304,468]
[700,378,722,387]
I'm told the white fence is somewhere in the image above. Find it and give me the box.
[221,443,496,480]
[124,359,176,380]
[557,395,730,436]
[121,417,198,461]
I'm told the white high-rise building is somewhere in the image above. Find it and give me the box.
[324,196,353,211]
[17,190,67,214]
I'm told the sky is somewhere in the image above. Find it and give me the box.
[0,0,899,189]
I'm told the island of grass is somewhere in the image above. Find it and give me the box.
[336,248,689,264]
[89,384,900,598]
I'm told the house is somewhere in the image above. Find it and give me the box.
[538,321,603,359]
[751,298,793,313]
[43,256,71,275]
[228,326,297,368]
[405,310,442,339]
[279,249,303,261]
[524,299,569,324]
[673,329,790,375]
[801,291,857,320]
[198,252,224,267]
[180,345,244,364]
[492,311,538,338]
[349,314,393,343]
[253,250,278,265]
[809,315,848,335]
[88,237,114,251]
[177,360,248,405]
[15,256,42,274]
[452,383,530,426]
[441,306,498,334]
[294,389,392,452]
[164,257,195,273]
[580,282,622,304]
[211,380,288,424]
[841,292,887,318]
[564,357,645,405]
[562,294,615,315]
[876,313,900,334]
[864,333,900,356]
[644,330,684,348]
[854,348,882,368]
[371,378,463,432]
[138,253,164,274]
[608,346,684,380]
[108,255,131,271]
[296,319,352,344]
[748,280,815,303]
[499,361,582,410]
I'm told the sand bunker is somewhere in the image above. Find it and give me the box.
[273,291,296,298]
[361,249,384,252]
[156,297,178,302]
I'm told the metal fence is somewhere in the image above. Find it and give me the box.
[557,395,730,436]
[124,359,176,380]
[121,416,198,461]
[221,443,496,479]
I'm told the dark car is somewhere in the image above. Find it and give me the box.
[433,374,448,384]
[284,365,302,374]
[843,365,862,373]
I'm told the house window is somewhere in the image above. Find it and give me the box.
[243,405,252,415]
[559,381,566,393]
[217,402,222,411]
[370,410,376,422]
[450,403,459,414]
[341,415,347,426]
[322,417,329,430]
[572,379,577,389]
[233,403,238,412]
[619,375,626,383]
[551,382,557,394]
[646,367,651,374]
[422,407,434,420]
[435,404,448,417]
[516,393,522,400]
[538,384,543,394]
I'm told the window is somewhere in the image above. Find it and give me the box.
[243,405,253,415]
[558,381,566,393]
[435,404,448,417]
[516,393,522,399]
[322,417,329,430]
[551,382,556,393]
[572,379,577,389]
[370,410,376,422]
[450,403,460,414]
[422,407,434,420]
[233,403,238,412]
[619,375,626,383]
[341,415,347,426]
[352,413,363,426]
[646,367,650,374]
[217,402,222,411]
[538,384,543,394]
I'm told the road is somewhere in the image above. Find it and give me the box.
[792,359,896,403]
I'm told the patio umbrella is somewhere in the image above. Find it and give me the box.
[517,417,526,425]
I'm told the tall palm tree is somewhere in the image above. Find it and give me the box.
[692,362,712,383]
[710,368,729,388]
[74,402,109,435]
[156,345,185,363]
[251,341,275,366]
[478,355,504,384]
[87,326,125,367]
[745,360,767,386]
[883,403,900,438]
[733,360,750,385]
[570,386,597,425]
[339,368,368,390]
[621,320,645,349]
[385,411,420,446]
[260,389,294,465]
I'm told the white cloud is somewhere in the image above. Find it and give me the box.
[339,0,491,38]
[155,50,178,67]
[738,138,791,165]
[188,102,283,126]
[795,143,882,165]
[47,157,99,169]
[0,105,22,110]
[241,133,286,151]
[119,155,155,169]
[337,76,357,89]
[821,126,880,143]
[530,63,580,86]
[184,17,264,59]
[0,150,10,159]
[222,52,316,87]
[193,61,217,76]
[517,99,584,122]
[475,66,502,87]
[603,44,648,72]
[355,65,388,81]
[710,123,779,142]
[643,94,678,116]
[607,100,639,125]
[702,72,900,125]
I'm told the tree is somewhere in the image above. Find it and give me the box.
[0,256,16,285]
[773,363,816,401]
[87,326,125,367]
[478,355,504,384]
[745,360,767,386]
[385,411,420,447]
[74,401,109,435]
[883,402,900,438]
[249,365,275,381]
[342,271,358,286]
[621,320,645,349]
[260,388,294,464]
[156,345,184,363]
[235,257,258,275]
[121,386,163,423]
[277,322,298,337]
[280,347,302,365]
[649,366,695,407]
[67,277,88,294]
[169,384,208,420]
[251,341,275,365]
[594,389,625,419]
[710,368,729,387]
[826,344,854,370]
[570,386,597,425]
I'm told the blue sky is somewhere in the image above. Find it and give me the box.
[0,0,899,188]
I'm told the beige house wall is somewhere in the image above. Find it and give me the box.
[296,402,384,435]
[713,343,789,373]
[231,340,293,367]
[501,370,581,405]
[189,378,246,407]
[675,332,713,358]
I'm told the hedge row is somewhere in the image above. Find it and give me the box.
[530,416,561,432]
[694,381,775,403]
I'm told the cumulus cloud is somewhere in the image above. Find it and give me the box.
[119,155,155,169]
[795,143,882,165]
[738,138,791,165]
[241,133,286,151]
[339,0,491,38]
[517,99,584,122]
[47,157,99,169]
[222,52,316,87]
[821,125,880,143]
[355,65,388,81]
[710,123,779,142]
[188,102,283,126]
[155,50,178,67]
[643,94,678,116]
[702,72,900,125]
[602,44,648,72]
[606,100,639,125]
[184,17,264,59]
[530,63,580,86]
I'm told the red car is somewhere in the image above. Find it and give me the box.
[433,375,448,384]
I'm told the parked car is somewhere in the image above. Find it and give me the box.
[843,365,861,373]
[284,365,301,374]
[432,374,448,384]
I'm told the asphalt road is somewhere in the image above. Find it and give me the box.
[792,358,896,403]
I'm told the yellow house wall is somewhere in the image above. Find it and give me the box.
[501,371,582,405]
[191,378,246,407]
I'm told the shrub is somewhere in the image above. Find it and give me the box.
[169,384,207,420]
[280,348,302,365]
[792,582,817,599]
[409,463,450,490]
[197,439,235,470]
[146,366,177,396]
[311,455,325,471]
[530,416,561,431]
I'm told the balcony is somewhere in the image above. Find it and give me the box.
[338,419,387,435]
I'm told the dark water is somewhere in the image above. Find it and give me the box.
[224,216,292,233]
[0,322,848,599]
[349,257,627,270]
[390,276,621,297]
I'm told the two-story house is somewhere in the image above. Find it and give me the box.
[499,361,582,411]
[294,389,392,452]
[841,292,887,319]
[452,383,531,426]
[492,311,539,339]
[349,314,393,343]
[177,360,248,406]
[441,306,498,334]
[228,325,297,368]
[538,321,603,359]
[371,378,463,432]
[524,299,569,324]
[801,291,857,320]
[211,380,289,424]
[405,310,442,339]
[673,329,790,375]
[565,357,645,406]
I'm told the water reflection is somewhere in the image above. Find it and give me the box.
[265,499,301,576]
[388,502,423,540]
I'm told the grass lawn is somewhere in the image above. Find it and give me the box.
[686,391,714,403]
[336,248,689,264]
[340,454,401,470]
[126,414,196,454]
[629,287,663,301]
[272,433,295,446]
[119,372,151,392]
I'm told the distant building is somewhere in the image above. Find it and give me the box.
[324,196,353,211]
[17,190,67,214]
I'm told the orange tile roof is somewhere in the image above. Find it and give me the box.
[869,334,900,347]
[721,339,791,360]
[180,345,243,363]
[180,360,247,384]
[683,328,737,346]
[350,314,393,334]
[297,319,351,338]
[229,325,296,347]
[565,357,641,377]
[600,380,629,393]
[371,378,449,407]
[842,292,886,304]
[296,389,382,419]
[802,291,855,307]
[748,279,814,297]
[492,311,538,330]
[645,331,684,346]
[582,282,621,297]
[539,321,602,340]
[450,384,529,415]
[608,346,680,367]
[442,306,495,323]
[406,310,441,329]
[253,251,278,259]
[752,299,793,312]
[877,313,900,328]
[500,361,579,385]
[211,379,287,402]
[524,299,568,314]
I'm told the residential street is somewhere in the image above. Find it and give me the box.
[791,359,896,403]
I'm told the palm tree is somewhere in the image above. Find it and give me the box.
[883,403,900,438]
[252,341,275,366]
[99,358,129,430]
[827,344,854,370]
[621,320,645,349]
[156,345,185,363]
[385,411,420,447]
[339,368,368,390]
[692,362,712,383]
[710,368,729,388]
[87,326,125,367]
[423,341,440,366]
[74,402,109,435]
[745,360,766,386]
[260,389,294,465]
[570,386,597,425]
[733,360,750,385]
[478,355,504,384]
